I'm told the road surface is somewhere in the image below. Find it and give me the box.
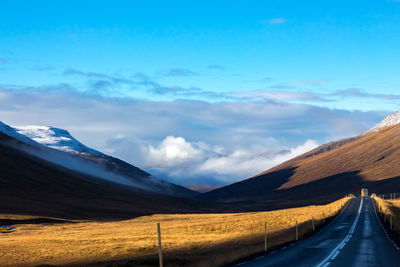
[236,197,400,267]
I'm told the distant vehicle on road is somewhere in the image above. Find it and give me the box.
[361,188,368,197]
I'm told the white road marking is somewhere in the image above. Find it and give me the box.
[331,250,340,260]
[309,239,336,249]
[337,242,346,250]
[316,198,363,267]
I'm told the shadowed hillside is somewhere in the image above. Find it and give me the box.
[0,133,214,220]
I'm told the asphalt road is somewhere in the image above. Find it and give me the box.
[236,197,400,267]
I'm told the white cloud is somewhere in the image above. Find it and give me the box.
[125,136,318,185]
[146,136,204,167]
[0,87,386,188]
[239,91,330,102]
[198,139,318,179]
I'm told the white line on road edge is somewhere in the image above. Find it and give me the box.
[331,250,340,260]
[315,197,353,237]
[316,198,364,267]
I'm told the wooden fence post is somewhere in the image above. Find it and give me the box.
[391,215,393,231]
[264,222,268,252]
[312,216,315,232]
[157,223,163,267]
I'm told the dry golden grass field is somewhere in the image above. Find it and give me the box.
[0,197,352,267]
[373,195,400,243]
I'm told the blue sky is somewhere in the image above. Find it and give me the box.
[0,0,399,190]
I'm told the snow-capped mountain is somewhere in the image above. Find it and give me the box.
[14,126,104,157]
[0,121,39,146]
[368,110,400,133]
[0,121,197,198]
[0,123,204,220]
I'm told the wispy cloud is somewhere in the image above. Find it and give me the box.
[63,68,147,96]
[13,66,400,105]
[334,88,400,100]
[60,68,234,100]
[164,68,199,77]
[206,64,226,70]
[268,84,296,90]
[64,68,117,80]
[238,90,332,102]
[262,18,286,24]
[148,85,200,95]
[88,80,115,94]
[64,68,137,86]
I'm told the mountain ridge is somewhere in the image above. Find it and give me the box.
[202,110,400,209]
[0,131,211,219]
[14,125,105,156]
[0,121,197,198]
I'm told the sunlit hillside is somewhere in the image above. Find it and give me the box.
[204,124,400,209]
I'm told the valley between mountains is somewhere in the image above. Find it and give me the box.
[1,111,400,266]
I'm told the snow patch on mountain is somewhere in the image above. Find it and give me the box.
[367,110,400,133]
[14,126,104,156]
[0,121,39,146]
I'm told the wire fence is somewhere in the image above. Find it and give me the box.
[375,192,400,200]
[155,195,354,267]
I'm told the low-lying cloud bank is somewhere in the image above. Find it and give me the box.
[107,134,319,186]
[0,87,388,189]
[150,137,318,189]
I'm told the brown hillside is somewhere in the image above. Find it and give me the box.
[202,125,400,209]
[273,124,400,189]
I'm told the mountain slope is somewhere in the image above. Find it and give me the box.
[367,110,400,133]
[15,125,104,156]
[202,112,400,210]
[0,122,39,146]
[0,132,210,220]
[1,122,197,198]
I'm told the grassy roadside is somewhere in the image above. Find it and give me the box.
[372,195,400,247]
[0,196,353,267]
